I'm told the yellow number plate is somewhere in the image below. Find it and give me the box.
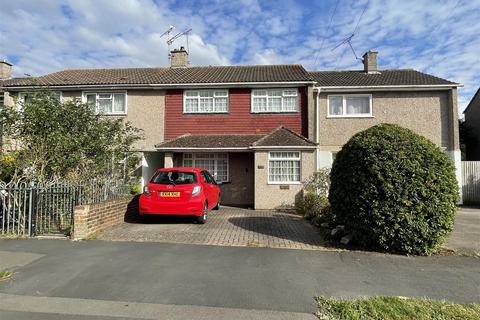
[160,192,180,197]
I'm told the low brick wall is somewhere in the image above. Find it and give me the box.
[73,196,133,240]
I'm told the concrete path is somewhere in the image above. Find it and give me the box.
[98,206,328,250]
[0,239,479,320]
[445,207,480,253]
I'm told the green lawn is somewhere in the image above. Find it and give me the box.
[316,296,480,320]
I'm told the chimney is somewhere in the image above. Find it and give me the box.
[362,51,378,73]
[0,60,12,79]
[170,46,189,68]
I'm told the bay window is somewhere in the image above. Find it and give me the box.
[328,94,372,117]
[252,89,298,113]
[268,151,301,183]
[84,92,127,115]
[183,153,229,183]
[184,90,229,113]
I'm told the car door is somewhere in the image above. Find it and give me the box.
[205,171,220,206]
[200,171,215,207]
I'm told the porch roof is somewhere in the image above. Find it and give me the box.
[155,127,317,151]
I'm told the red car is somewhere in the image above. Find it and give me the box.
[139,167,220,224]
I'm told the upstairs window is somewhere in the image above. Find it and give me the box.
[252,89,298,113]
[183,90,229,113]
[0,93,4,106]
[328,94,372,117]
[84,92,127,115]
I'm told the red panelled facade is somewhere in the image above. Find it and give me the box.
[165,88,308,140]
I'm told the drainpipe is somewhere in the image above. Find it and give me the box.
[315,87,321,171]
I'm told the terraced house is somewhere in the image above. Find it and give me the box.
[0,49,462,208]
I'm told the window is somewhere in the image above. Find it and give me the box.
[151,171,197,184]
[0,93,4,106]
[17,92,62,111]
[328,94,372,117]
[268,151,301,183]
[84,92,127,115]
[183,90,229,113]
[252,89,298,113]
[183,153,229,183]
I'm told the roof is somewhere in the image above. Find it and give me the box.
[155,127,317,150]
[251,126,316,147]
[464,87,480,114]
[1,64,313,87]
[308,69,458,87]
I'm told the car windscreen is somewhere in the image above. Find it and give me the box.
[151,171,197,185]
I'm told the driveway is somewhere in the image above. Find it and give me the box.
[98,206,328,250]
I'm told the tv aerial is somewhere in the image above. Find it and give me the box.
[332,33,361,61]
[166,27,192,61]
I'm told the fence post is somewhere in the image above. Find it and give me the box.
[27,186,33,236]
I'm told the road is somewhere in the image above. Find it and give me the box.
[0,239,479,319]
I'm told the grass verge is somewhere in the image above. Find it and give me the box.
[315,296,480,320]
[0,270,12,281]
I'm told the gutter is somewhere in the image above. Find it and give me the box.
[2,81,316,91]
[155,145,317,151]
[314,84,462,92]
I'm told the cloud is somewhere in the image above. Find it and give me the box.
[0,0,479,114]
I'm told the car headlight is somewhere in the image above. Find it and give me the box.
[192,185,201,197]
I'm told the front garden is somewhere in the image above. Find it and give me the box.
[297,124,459,256]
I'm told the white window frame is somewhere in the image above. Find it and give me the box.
[0,92,4,106]
[82,91,128,115]
[327,94,373,118]
[183,90,229,114]
[17,91,63,111]
[183,153,229,183]
[267,151,302,184]
[251,88,299,113]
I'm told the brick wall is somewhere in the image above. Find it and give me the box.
[73,197,133,240]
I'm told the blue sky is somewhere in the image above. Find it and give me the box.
[0,0,479,114]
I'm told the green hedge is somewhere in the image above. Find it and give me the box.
[329,124,458,255]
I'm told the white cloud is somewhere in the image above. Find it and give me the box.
[0,0,479,114]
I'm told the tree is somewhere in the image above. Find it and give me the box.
[0,90,142,182]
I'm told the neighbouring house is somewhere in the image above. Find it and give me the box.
[463,87,480,160]
[0,48,463,208]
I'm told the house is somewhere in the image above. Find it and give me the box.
[463,87,480,160]
[0,48,462,208]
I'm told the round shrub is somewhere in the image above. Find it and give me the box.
[329,124,458,255]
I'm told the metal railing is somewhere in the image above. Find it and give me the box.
[0,179,131,237]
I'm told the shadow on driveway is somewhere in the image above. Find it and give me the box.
[228,214,326,246]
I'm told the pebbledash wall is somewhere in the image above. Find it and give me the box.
[164,88,309,139]
[254,150,315,210]
[73,197,132,240]
[314,89,462,202]
[8,90,166,152]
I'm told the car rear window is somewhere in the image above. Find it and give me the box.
[151,171,197,185]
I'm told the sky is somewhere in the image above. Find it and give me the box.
[0,0,479,115]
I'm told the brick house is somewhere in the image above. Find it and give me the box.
[0,48,462,208]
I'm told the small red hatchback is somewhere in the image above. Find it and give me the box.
[139,167,220,224]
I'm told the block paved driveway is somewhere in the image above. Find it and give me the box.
[98,206,328,250]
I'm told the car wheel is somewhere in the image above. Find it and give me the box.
[213,201,220,210]
[195,203,208,224]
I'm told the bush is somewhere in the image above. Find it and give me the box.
[295,193,328,220]
[130,183,142,195]
[329,124,458,255]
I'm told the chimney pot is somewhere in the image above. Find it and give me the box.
[170,47,189,68]
[362,51,378,73]
[0,60,12,79]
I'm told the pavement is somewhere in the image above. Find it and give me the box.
[0,239,479,320]
[445,206,480,253]
[98,206,328,250]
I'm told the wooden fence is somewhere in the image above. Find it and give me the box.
[462,161,480,204]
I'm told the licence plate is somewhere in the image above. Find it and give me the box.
[160,192,180,197]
